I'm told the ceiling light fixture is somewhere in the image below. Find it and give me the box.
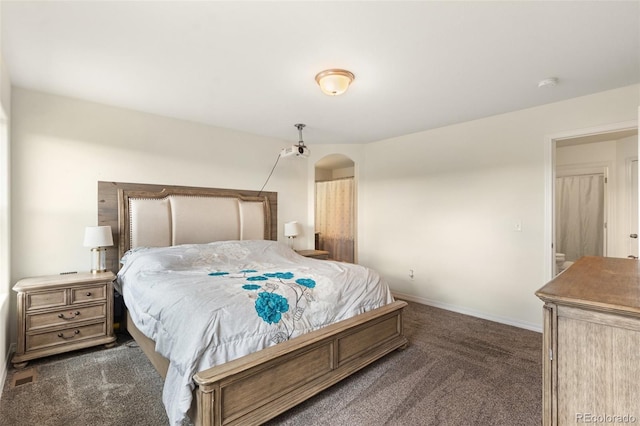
[315,69,355,96]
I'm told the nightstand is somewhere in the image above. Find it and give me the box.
[296,249,330,260]
[11,271,117,368]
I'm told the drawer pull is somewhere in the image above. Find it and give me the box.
[57,311,81,320]
[86,292,92,297]
[57,330,80,339]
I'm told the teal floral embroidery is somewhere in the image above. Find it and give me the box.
[208,268,318,343]
[295,278,316,288]
[242,284,261,290]
[264,272,294,280]
[255,292,289,324]
[247,275,268,281]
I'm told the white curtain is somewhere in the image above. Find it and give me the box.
[315,178,354,263]
[555,174,604,261]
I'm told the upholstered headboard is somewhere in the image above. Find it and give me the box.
[97,181,277,272]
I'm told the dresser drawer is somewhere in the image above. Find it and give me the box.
[26,322,107,352]
[26,289,67,311]
[12,271,116,367]
[71,284,106,304]
[26,304,106,331]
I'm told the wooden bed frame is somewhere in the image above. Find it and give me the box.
[98,181,408,426]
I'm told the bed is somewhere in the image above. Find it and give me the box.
[98,181,408,426]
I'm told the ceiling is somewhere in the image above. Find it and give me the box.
[2,1,639,145]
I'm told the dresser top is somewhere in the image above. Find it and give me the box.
[13,271,115,292]
[536,256,640,315]
[296,250,330,257]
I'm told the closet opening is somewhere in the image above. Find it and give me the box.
[314,154,356,263]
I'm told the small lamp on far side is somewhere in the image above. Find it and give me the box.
[284,221,301,250]
[83,225,113,273]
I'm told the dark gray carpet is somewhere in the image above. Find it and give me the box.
[0,338,168,426]
[267,301,542,425]
[1,301,541,425]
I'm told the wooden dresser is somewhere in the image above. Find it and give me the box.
[535,256,640,425]
[12,271,117,368]
[296,249,330,260]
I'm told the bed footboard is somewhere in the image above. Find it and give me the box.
[192,300,408,426]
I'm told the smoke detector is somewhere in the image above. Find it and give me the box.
[538,77,559,88]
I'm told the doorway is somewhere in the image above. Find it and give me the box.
[314,154,356,263]
[554,164,607,272]
[628,159,638,259]
[545,122,638,279]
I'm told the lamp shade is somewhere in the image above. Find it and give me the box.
[315,69,355,96]
[83,226,113,247]
[284,221,300,238]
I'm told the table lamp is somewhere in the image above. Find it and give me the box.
[284,221,300,249]
[83,225,113,273]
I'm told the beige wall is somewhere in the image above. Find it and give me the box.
[0,47,12,391]
[10,87,308,340]
[314,166,355,182]
[7,84,639,351]
[356,84,638,330]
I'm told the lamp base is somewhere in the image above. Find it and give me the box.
[287,236,296,250]
[90,247,108,273]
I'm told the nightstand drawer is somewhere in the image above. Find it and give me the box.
[71,284,106,303]
[26,322,107,352]
[26,304,106,331]
[26,289,67,311]
[12,271,116,368]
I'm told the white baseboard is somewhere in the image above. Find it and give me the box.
[0,342,15,400]
[392,291,543,333]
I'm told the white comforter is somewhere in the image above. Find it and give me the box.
[116,240,394,425]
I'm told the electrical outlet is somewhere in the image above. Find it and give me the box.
[409,269,414,279]
[514,220,522,232]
